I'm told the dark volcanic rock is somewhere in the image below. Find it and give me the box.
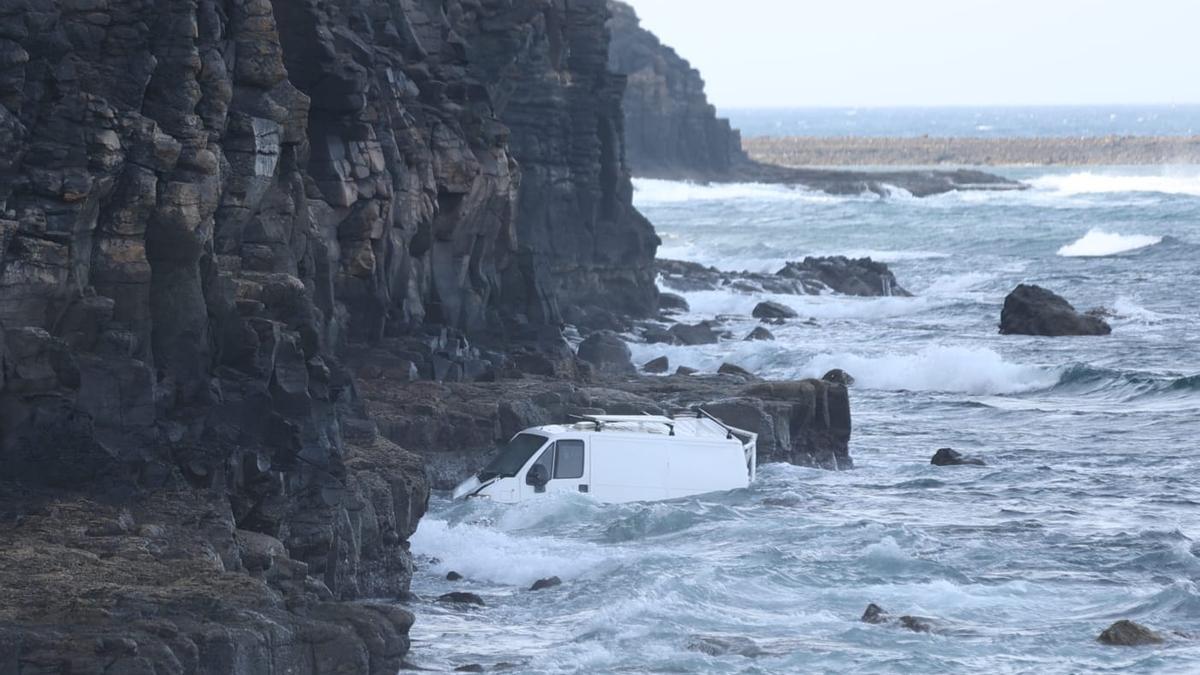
[862,603,889,624]
[745,326,776,341]
[676,366,699,376]
[1098,620,1165,646]
[718,363,757,380]
[657,257,908,298]
[669,321,721,345]
[0,0,658,669]
[778,257,911,297]
[1000,285,1112,336]
[605,3,1022,197]
[643,356,670,374]
[931,448,987,466]
[822,369,856,386]
[607,2,747,179]
[753,301,799,320]
[530,576,563,591]
[577,332,635,375]
[447,571,464,582]
[658,292,691,314]
[438,592,486,607]
[860,604,933,633]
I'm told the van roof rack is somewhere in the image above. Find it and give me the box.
[569,413,677,435]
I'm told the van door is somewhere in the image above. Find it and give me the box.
[520,438,590,498]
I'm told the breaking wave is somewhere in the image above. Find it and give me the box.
[1056,228,1163,257]
[795,346,1059,396]
[632,178,840,205]
[1031,172,1200,197]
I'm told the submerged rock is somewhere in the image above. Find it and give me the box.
[437,592,485,607]
[744,326,776,341]
[931,448,987,467]
[821,369,855,386]
[752,301,798,320]
[1098,620,1165,646]
[577,332,635,375]
[530,576,562,591]
[999,284,1112,336]
[454,665,486,673]
[643,356,670,374]
[861,604,933,633]
[446,571,464,581]
[686,635,765,658]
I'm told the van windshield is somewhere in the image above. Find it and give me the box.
[479,433,549,481]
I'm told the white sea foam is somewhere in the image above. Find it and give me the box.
[1056,228,1163,257]
[632,178,843,205]
[1031,172,1200,197]
[796,346,1060,395]
[411,517,614,586]
[666,289,933,323]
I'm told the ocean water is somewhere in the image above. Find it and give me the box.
[725,105,1200,138]
[406,168,1200,673]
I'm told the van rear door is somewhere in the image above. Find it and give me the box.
[520,437,590,499]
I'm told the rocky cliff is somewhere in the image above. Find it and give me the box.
[606,0,747,179]
[0,0,656,671]
[605,1,1024,196]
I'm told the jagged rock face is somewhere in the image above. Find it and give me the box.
[0,0,656,669]
[606,0,747,178]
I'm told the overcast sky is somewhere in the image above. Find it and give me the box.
[621,0,1200,108]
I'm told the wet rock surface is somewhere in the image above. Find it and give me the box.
[931,448,987,467]
[1000,284,1113,337]
[1098,620,1165,646]
[658,257,910,298]
[530,576,563,591]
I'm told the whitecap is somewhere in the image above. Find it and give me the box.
[1056,228,1163,257]
[632,178,841,205]
[795,346,1059,396]
[1031,172,1200,197]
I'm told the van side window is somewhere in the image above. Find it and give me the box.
[554,440,585,479]
[532,448,554,476]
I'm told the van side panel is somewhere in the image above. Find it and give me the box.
[589,436,672,503]
[666,439,751,499]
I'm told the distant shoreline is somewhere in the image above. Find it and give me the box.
[743,135,1200,166]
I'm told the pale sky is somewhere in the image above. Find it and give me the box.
[622,0,1200,108]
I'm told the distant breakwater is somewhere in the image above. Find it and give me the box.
[744,135,1200,166]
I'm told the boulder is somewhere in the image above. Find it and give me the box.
[752,301,798,320]
[446,571,463,581]
[658,292,690,314]
[718,363,756,379]
[530,576,562,591]
[999,284,1112,336]
[777,256,911,297]
[668,321,721,345]
[643,356,669,374]
[675,366,698,376]
[744,326,775,341]
[821,369,855,386]
[437,592,485,607]
[576,331,635,374]
[931,448,987,466]
[1098,620,1164,646]
[860,604,932,633]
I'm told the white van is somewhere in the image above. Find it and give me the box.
[452,411,758,504]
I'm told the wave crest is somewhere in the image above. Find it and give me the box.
[1031,171,1200,197]
[1057,228,1163,257]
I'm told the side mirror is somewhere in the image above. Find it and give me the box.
[525,464,550,488]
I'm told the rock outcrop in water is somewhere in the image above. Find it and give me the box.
[1000,285,1112,336]
[658,257,911,298]
[1098,620,1165,646]
[0,0,659,670]
[604,2,1024,197]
